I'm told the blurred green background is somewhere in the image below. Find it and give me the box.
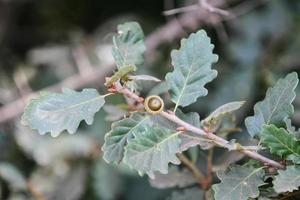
[0,0,299,199]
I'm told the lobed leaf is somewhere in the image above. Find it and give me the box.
[261,124,300,164]
[212,165,265,200]
[165,30,218,110]
[102,113,152,164]
[22,88,105,137]
[273,165,300,193]
[123,125,181,178]
[245,72,298,137]
[202,101,245,130]
[112,22,145,69]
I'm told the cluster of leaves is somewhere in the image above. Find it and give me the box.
[20,21,300,200]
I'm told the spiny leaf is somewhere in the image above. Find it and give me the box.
[102,113,152,164]
[202,101,245,131]
[112,22,145,69]
[22,88,105,137]
[166,187,204,200]
[165,30,218,110]
[261,124,300,164]
[124,125,181,178]
[245,72,298,137]
[212,165,265,200]
[273,165,300,193]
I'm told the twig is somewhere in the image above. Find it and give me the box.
[199,0,230,16]
[115,85,285,169]
[177,153,208,189]
[163,0,230,16]
[0,0,269,124]
[206,148,213,187]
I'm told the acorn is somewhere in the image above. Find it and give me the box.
[144,95,164,114]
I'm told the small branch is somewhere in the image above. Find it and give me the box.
[115,84,285,169]
[177,153,208,189]
[206,148,213,187]
[199,0,230,16]
[163,0,230,16]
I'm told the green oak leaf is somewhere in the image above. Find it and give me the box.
[273,165,300,193]
[22,88,105,137]
[124,125,181,178]
[165,30,218,110]
[245,72,298,137]
[261,124,300,164]
[212,165,265,200]
[112,22,145,69]
[202,101,245,131]
[102,113,152,164]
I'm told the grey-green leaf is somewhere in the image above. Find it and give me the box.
[261,124,300,164]
[102,113,152,164]
[22,88,105,137]
[124,125,181,178]
[202,101,245,131]
[273,165,300,193]
[165,30,218,110]
[284,117,300,139]
[112,22,145,69]
[245,72,298,137]
[212,165,265,200]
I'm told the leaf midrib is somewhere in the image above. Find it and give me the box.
[46,95,104,114]
[269,132,300,158]
[128,132,180,159]
[266,80,292,124]
[174,59,195,112]
[224,167,264,198]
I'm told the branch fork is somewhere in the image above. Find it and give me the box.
[111,82,285,169]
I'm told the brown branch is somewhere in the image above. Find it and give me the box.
[115,85,285,170]
[177,153,208,189]
[146,0,266,56]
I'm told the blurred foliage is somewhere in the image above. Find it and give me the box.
[0,0,300,199]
